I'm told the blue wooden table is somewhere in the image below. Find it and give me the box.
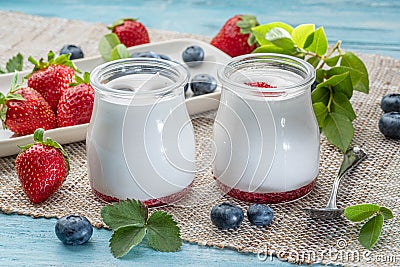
[1,1,399,266]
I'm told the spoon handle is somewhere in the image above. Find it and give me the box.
[326,147,367,209]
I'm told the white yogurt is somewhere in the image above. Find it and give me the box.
[87,72,195,201]
[214,63,320,193]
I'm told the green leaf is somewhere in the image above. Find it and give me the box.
[321,71,353,98]
[316,69,326,83]
[101,199,147,230]
[325,55,341,67]
[313,102,328,127]
[291,24,315,48]
[253,44,295,55]
[379,207,394,220]
[252,22,293,46]
[265,27,295,50]
[304,27,328,56]
[147,211,182,252]
[328,66,368,94]
[331,92,356,121]
[6,53,23,72]
[359,214,384,249]
[344,204,380,222]
[340,52,369,93]
[311,86,330,106]
[111,44,130,60]
[110,226,147,258]
[99,33,121,62]
[307,56,320,68]
[322,112,354,152]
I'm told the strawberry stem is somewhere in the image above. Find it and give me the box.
[20,128,70,171]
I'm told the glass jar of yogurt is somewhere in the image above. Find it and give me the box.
[213,53,319,203]
[88,58,195,206]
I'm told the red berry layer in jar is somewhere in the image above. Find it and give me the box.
[92,181,193,207]
[215,178,316,204]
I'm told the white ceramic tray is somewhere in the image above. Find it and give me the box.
[0,38,230,157]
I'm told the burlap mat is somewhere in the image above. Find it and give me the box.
[1,11,399,266]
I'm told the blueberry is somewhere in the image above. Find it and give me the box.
[182,45,204,67]
[55,215,93,245]
[210,202,244,229]
[59,44,84,60]
[247,204,274,227]
[190,74,217,96]
[381,94,400,113]
[130,51,161,59]
[184,83,189,93]
[378,112,400,139]
[311,81,319,91]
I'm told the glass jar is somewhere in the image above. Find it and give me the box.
[88,58,195,206]
[213,53,319,203]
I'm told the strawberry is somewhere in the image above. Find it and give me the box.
[27,51,76,112]
[0,74,57,135]
[245,82,276,88]
[15,128,69,204]
[57,72,95,127]
[108,18,150,47]
[211,15,259,57]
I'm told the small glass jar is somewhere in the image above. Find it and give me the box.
[88,58,195,206]
[213,53,319,203]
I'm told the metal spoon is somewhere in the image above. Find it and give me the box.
[303,146,367,219]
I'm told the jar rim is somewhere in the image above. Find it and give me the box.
[90,58,189,97]
[218,53,315,95]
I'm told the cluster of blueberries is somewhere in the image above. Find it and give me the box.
[211,202,274,229]
[60,44,217,97]
[130,45,217,96]
[54,203,274,246]
[379,94,400,139]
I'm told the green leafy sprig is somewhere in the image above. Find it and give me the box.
[0,53,23,74]
[251,22,370,152]
[98,33,130,62]
[101,199,182,258]
[344,204,394,249]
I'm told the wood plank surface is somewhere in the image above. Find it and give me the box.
[0,1,399,266]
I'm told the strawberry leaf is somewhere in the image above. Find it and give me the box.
[71,72,90,86]
[147,211,182,252]
[101,199,182,258]
[6,53,23,72]
[110,226,146,258]
[101,199,147,230]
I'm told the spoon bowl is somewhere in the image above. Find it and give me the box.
[303,147,367,219]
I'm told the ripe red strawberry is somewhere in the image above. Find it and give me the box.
[15,128,69,204]
[57,72,95,127]
[211,15,259,57]
[27,51,76,112]
[108,18,150,47]
[0,74,57,135]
